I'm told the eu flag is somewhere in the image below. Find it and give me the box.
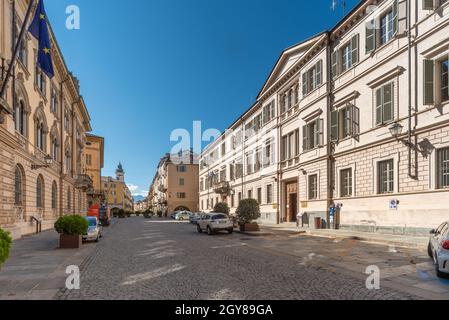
[28,0,54,78]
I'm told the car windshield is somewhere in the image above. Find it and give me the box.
[86,218,97,227]
[212,214,227,220]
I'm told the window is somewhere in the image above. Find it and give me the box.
[266,184,273,204]
[380,8,395,45]
[246,152,253,175]
[65,149,72,174]
[332,35,359,78]
[331,105,360,142]
[264,139,275,168]
[263,101,276,123]
[220,168,226,182]
[248,189,252,199]
[179,178,185,186]
[340,168,353,198]
[64,109,70,131]
[308,175,318,200]
[440,59,449,103]
[378,159,394,194]
[36,175,44,208]
[36,120,45,151]
[257,188,262,204]
[245,114,262,140]
[51,136,58,161]
[233,130,242,149]
[86,154,92,166]
[14,100,27,136]
[375,82,394,125]
[14,167,23,206]
[177,193,186,199]
[221,142,226,157]
[200,179,204,191]
[177,165,187,172]
[437,147,449,189]
[302,60,322,96]
[52,181,57,210]
[36,66,46,96]
[303,118,323,151]
[254,149,262,173]
[238,192,242,203]
[51,88,58,114]
[231,194,235,208]
[366,2,399,54]
[13,22,27,68]
[424,0,448,9]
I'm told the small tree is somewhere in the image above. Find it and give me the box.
[54,216,89,236]
[214,202,230,215]
[236,199,260,225]
[0,228,12,269]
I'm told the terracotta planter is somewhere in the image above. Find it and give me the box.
[239,223,260,232]
[60,234,82,249]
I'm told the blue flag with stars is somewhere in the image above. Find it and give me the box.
[28,0,54,78]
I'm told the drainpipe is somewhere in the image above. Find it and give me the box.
[407,0,413,178]
[276,94,281,225]
[326,33,334,229]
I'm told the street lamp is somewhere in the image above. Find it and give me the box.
[31,155,53,170]
[389,123,404,139]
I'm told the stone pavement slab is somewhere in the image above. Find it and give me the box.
[0,229,97,300]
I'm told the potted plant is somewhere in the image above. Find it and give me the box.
[236,199,261,232]
[214,202,230,215]
[118,209,126,219]
[0,228,12,269]
[54,215,88,249]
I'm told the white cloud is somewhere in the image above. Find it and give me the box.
[127,184,148,197]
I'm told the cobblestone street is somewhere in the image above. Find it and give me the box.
[53,217,449,300]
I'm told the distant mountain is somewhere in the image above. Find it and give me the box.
[133,195,145,202]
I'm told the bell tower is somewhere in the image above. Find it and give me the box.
[116,162,125,182]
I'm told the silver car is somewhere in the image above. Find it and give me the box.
[83,216,102,243]
[428,221,449,278]
[197,213,234,235]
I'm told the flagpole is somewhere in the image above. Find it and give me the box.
[0,0,35,114]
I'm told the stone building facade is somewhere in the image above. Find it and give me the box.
[102,163,133,212]
[85,134,104,207]
[199,0,449,235]
[0,0,93,239]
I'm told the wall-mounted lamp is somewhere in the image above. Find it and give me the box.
[389,123,414,148]
[31,155,53,170]
[300,169,307,175]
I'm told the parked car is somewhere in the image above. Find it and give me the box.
[170,211,181,219]
[175,211,191,221]
[83,216,102,243]
[190,212,205,224]
[197,213,234,235]
[428,221,449,278]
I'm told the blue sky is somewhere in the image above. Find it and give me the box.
[45,0,359,197]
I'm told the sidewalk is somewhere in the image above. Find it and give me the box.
[259,223,429,250]
[0,230,96,300]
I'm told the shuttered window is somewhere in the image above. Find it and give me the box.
[331,105,360,142]
[423,59,435,105]
[375,82,394,126]
[423,0,435,10]
[438,147,449,189]
[378,160,394,194]
[308,175,318,200]
[302,60,323,96]
[340,168,353,198]
[303,118,323,151]
[366,20,376,54]
[440,59,449,102]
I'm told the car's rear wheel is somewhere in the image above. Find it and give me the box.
[207,226,213,236]
[428,242,433,258]
[197,225,202,233]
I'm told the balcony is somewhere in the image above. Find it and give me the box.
[214,181,231,195]
[158,184,167,193]
[75,174,93,191]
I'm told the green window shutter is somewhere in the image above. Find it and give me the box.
[331,110,339,142]
[366,20,376,54]
[351,34,360,65]
[316,60,323,86]
[302,125,308,151]
[314,118,321,147]
[398,0,408,35]
[423,0,434,10]
[423,59,434,105]
[393,0,399,36]
[302,72,308,97]
[332,51,338,79]
[376,88,383,125]
[352,105,360,139]
[383,83,394,123]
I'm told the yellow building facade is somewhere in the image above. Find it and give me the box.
[85,134,104,207]
[0,0,94,239]
[102,163,133,212]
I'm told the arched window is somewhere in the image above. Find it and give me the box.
[67,188,72,211]
[36,175,44,208]
[14,166,23,206]
[50,88,58,114]
[51,181,57,210]
[37,121,45,151]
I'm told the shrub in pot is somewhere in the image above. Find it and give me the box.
[236,199,261,232]
[118,209,126,219]
[54,215,88,249]
[214,202,230,215]
[0,228,12,269]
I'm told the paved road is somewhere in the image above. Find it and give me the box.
[55,217,449,300]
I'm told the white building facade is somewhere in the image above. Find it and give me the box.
[199,0,449,235]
